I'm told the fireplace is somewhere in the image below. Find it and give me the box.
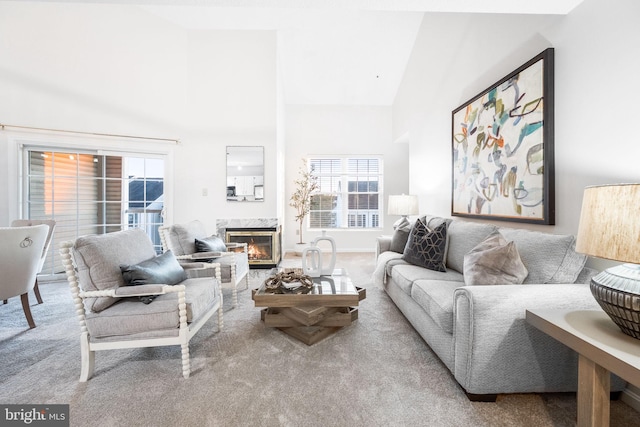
[225,227,281,268]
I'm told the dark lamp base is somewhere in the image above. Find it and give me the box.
[590,263,640,340]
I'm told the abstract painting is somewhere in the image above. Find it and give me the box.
[451,48,555,224]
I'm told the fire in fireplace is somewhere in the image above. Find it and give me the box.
[225,227,281,268]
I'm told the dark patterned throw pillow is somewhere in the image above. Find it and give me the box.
[402,219,447,272]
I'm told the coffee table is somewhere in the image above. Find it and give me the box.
[252,268,366,345]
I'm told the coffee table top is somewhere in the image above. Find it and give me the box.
[252,268,363,307]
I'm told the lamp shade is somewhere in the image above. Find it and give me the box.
[388,195,419,216]
[576,184,640,339]
[575,184,640,264]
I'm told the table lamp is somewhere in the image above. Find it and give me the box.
[388,194,419,230]
[575,183,640,339]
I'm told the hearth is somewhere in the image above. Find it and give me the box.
[225,227,281,268]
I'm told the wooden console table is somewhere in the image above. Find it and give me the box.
[526,309,640,427]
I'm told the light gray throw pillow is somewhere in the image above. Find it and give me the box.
[499,227,587,284]
[390,228,410,253]
[463,231,528,285]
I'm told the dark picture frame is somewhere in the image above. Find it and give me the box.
[451,48,555,224]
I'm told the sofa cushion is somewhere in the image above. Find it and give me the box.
[446,220,498,274]
[424,215,453,231]
[84,277,219,339]
[73,229,157,312]
[463,231,528,285]
[402,219,447,272]
[411,280,461,334]
[499,227,587,284]
[391,263,464,295]
[385,257,409,279]
[195,235,227,253]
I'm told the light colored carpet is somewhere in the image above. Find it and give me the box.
[1,253,638,427]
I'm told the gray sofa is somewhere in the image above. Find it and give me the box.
[374,215,624,400]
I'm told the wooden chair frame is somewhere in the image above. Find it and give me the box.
[60,241,223,381]
[158,224,249,308]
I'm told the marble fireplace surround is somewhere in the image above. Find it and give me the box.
[216,218,280,238]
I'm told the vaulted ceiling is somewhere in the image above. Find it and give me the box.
[32,0,585,105]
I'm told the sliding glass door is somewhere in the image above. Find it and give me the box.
[24,147,165,275]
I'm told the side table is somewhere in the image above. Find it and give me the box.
[526,309,640,427]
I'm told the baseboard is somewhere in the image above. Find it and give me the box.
[621,385,640,412]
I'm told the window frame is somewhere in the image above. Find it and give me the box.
[308,155,383,230]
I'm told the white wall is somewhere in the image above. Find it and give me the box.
[11,1,635,256]
[284,105,407,252]
[393,0,640,268]
[393,12,560,225]
[175,29,277,229]
[0,3,277,234]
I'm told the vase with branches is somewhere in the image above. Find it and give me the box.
[289,159,319,245]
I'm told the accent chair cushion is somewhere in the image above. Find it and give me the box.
[84,277,219,340]
[402,219,447,272]
[167,220,208,256]
[73,229,157,312]
[195,235,227,253]
[463,231,528,285]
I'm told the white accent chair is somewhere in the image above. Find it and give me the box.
[60,228,223,381]
[11,219,56,304]
[0,224,49,329]
[159,221,249,308]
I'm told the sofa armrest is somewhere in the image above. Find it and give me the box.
[376,235,392,259]
[452,283,613,395]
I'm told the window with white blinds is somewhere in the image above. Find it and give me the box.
[308,156,382,229]
[25,148,165,275]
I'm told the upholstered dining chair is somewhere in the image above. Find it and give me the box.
[159,220,249,308]
[60,228,223,381]
[11,219,56,304]
[0,224,49,329]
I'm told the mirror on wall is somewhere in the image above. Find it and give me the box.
[226,146,264,202]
